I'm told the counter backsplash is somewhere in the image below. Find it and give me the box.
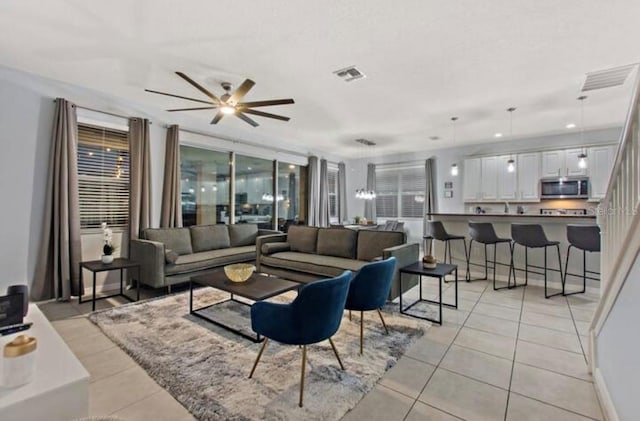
[464,199,598,216]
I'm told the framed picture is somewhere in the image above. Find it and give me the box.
[444,190,453,198]
[444,181,453,189]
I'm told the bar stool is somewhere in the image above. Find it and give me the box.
[424,221,467,276]
[511,224,563,299]
[563,224,601,296]
[468,222,514,290]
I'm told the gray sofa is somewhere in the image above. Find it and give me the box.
[256,225,419,300]
[130,224,278,289]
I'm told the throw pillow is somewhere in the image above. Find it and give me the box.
[165,249,179,264]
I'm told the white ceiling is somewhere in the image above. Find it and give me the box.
[1,0,638,158]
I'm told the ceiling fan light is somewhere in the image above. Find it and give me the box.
[221,105,236,115]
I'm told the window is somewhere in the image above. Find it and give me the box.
[375,166,425,218]
[180,146,230,227]
[235,155,274,229]
[77,124,129,230]
[278,162,301,224]
[328,168,338,221]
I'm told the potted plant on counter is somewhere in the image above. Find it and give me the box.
[101,222,116,264]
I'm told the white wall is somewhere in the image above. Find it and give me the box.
[597,251,640,420]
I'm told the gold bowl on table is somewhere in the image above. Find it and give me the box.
[224,264,256,283]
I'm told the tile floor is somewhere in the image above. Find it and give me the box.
[39,277,602,421]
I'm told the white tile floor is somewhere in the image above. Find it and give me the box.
[39,277,603,421]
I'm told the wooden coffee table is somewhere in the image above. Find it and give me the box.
[189,271,300,342]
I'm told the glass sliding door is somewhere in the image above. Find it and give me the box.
[180,146,231,226]
[234,155,274,229]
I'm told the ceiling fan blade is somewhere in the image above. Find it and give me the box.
[210,111,224,124]
[235,111,259,127]
[144,89,215,105]
[175,72,221,104]
[167,106,218,112]
[228,79,255,106]
[241,108,290,121]
[237,99,295,108]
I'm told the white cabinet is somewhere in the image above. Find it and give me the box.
[541,150,565,177]
[517,152,541,201]
[497,155,518,200]
[463,158,482,201]
[588,145,617,199]
[565,148,588,176]
[481,157,498,200]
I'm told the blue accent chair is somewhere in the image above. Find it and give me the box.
[249,270,352,407]
[345,257,397,354]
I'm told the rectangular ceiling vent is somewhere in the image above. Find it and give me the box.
[334,65,366,82]
[355,138,376,146]
[582,64,636,92]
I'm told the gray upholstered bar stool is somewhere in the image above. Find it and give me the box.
[511,224,563,298]
[563,224,601,296]
[424,221,467,275]
[468,222,514,290]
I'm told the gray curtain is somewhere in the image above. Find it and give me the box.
[318,159,330,227]
[425,158,437,215]
[364,163,376,222]
[32,98,82,301]
[307,156,320,226]
[128,118,152,240]
[337,162,348,223]
[160,125,182,228]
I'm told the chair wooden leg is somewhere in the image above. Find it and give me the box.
[299,345,307,407]
[349,310,352,321]
[328,338,345,370]
[377,309,389,335]
[360,311,364,355]
[249,338,269,378]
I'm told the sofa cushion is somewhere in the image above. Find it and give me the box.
[316,228,357,259]
[261,251,366,278]
[166,246,256,275]
[261,242,291,255]
[165,249,179,264]
[228,224,259,247]
[189,225,231,252]
[287,225,319,253]
[356,230,405,261]
[143,228,193,255]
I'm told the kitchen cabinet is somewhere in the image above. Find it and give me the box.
[463,158,482,201]
[481,157,498,200]
[565,148,588,176]
[541,150,565,177]
[588,145,617,200]
[517,152,541,200]
[497,155,518,200]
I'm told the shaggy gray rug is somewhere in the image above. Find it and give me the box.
[89,289,428,421]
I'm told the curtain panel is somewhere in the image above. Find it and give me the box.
[425,158,436,215]
[318,158,330,227]
[128,118,152,240]
[307,156,320,226]
[337,162,348,223]
[32,98,82,301]
[160,125,182,228]
[364,163,376,222]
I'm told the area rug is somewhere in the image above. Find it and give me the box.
[88,288,428,421]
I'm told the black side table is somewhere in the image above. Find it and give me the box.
[79,258,141,311]
[399,262,458,325]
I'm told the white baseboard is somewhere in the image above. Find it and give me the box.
[594,368,620,421]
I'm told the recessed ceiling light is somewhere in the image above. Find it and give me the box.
[247,167,252,170]
[494,133,503,138]
[289,164,295,169]
[429,136,440,141]
[566,123,576,129]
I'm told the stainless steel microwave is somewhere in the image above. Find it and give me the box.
[540,177,589,199]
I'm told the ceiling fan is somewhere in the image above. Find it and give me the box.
[145,72,294,127]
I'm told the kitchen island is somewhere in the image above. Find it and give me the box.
[426,212,599,289]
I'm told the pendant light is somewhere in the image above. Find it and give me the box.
[577,96,588,169]
[450,117,459,176]
[354,139,377,200]
[506,107,516,173]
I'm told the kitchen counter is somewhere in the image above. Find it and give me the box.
[428,212,596,219]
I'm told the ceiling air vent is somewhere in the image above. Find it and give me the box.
[334,66,366,82]
[355,138,376,146]
[581,64,636,92]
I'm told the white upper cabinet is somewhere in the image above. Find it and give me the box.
[463,158,482,201]
[481,156,498,200]
[565,148,588,176]
[588,145,617,200]
[517,152,541,201]
[497,155,518,200]
[541,150,565,177]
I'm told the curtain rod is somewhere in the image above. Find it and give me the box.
[52,100,152,124]
[172,126,309,158]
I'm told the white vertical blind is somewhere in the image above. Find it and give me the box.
[77,124,130,230]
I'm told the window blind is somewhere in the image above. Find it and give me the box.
[328,169,338,219]
[375,166,425,218]
[77,124,130,230]
[400,168,426,218]
[375,171,399,218]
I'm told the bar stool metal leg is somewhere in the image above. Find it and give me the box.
[544,244,564,299]
[563,245,588,296]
